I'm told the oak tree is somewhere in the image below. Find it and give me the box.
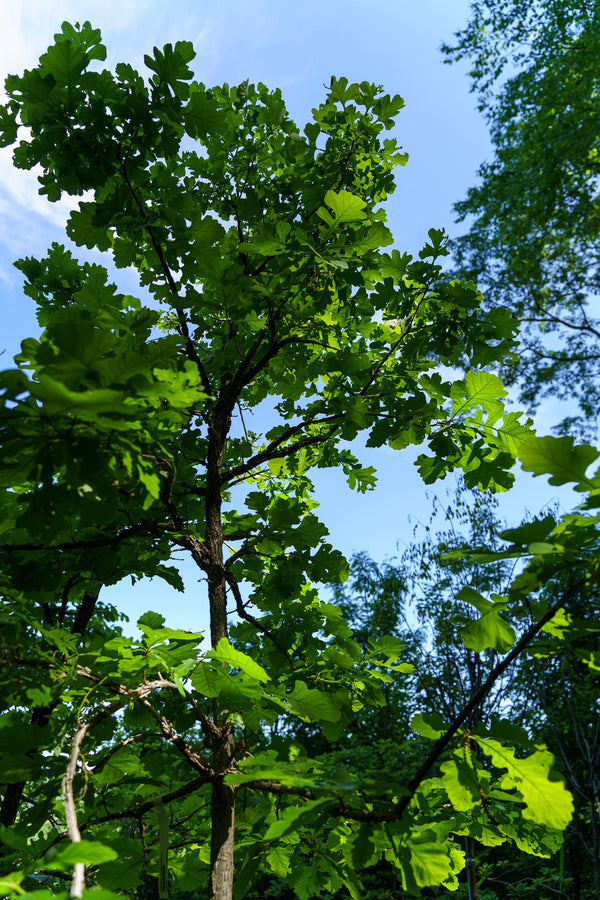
[0,21,577,900]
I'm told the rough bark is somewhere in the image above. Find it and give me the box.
[209,726,236,900]
[205,412,229,649]
[205,403,237,898]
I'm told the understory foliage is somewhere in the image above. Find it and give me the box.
[336,485,600,898]
[0,19,597,900]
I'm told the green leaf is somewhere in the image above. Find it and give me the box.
[411,712,447,739]
[473,738,573,830]
[242,223,291,256]
[67,203,112,251]
[369,634,405,661]
[184,88,228,138]
[137,611,166,629]
[0,100,19,148]
[499,515,557,546]
[286,681,341,722]
[30,375,129,415]
[483,717,531,747]
[92,750,150,787]
[541,607,571,638]
[0,871,25,895]
[40,38,88,86]
[440,755,481,811]
[266,843,294,877]
[264,798,335,840]
[388,833,460,893]
[453,818,507,848]
[207,638,269,682]
[49,841,118,867]
[317,189,367,227]
[519,435,600,491]
[55,21,106,61]
[94,844,144,891]
[144,42,195,98]
[451,370,506,423]
[136,465,160,505]
[459,587,516,653]
[189,663,225,698]
[346,465,377,493]
[328,77,361,104]
[499,820,563,858]
[580,649,600,672]
[346,221,393,255]
[405,839,458,890]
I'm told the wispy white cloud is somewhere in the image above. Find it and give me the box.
[0,1,252,255]
[0,0,156,252]
[0,0,296,259]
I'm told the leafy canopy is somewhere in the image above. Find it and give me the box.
[0,20,574,900]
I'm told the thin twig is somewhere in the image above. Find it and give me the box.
[224,569,296,669]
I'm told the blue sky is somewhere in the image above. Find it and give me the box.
[0,1,577,634]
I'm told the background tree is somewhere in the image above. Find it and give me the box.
[440,5,600,893]
[333,489,531,898]
[443,0,600,440]
[518,573,600,900]
[401,484,596,898]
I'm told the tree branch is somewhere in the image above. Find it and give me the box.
[43,777,212,854]
[139,697,213,777]
[0,521,172,554]
[116,155,211,396]
[223,569,296,669]
[394,577,586,817]
[220,414,343,485]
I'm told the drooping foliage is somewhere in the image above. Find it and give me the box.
[336,457,600,898]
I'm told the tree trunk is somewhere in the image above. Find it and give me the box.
[0,595,96,837]
[0,704,55,832]
[589,795,600,899]
[0,782,25,829]
[465,837,480,900]
[207,570,235,900]
[209,727,236,900]
[205,410,236,899]
[209,785,235,900]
